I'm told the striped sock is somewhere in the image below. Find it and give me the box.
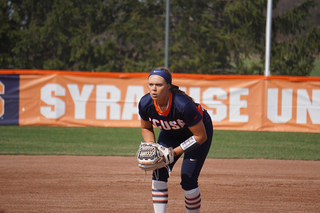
[184,187,201,213]
[152,180,168,213]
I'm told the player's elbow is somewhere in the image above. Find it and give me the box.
[195,132,207,145]
[200,133,207,144]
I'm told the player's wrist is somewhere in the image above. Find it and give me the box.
[173,146,183,157]
[180,136,200,153]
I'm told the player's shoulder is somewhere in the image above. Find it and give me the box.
[139,93,153,107]
[172,91,194,108]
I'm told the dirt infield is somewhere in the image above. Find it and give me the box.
[0,155,319,213]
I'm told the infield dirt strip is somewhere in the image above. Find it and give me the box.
[0,156,319,213]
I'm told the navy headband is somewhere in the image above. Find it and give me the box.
[148,69,172,84]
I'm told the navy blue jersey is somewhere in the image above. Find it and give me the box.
[138,91,203,138]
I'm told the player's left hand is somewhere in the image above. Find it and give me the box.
[155,144,174,165]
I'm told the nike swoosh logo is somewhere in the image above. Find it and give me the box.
[190,158,197,162]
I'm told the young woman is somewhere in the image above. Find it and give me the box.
[138,67,213,213]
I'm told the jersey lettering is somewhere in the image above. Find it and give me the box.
[169,121,180,130]
[161,120,171,130]
[150,118,186,130]
[150,118,159,128]
[177,119,186,128]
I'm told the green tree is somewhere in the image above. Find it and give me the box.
[222,0,320,75]
[103,0,166,72]
[0,0,319,75]
[8,0,119,71]
[1,0,167,72]
[0,0,24,68]
[167,0,233,74]
[270,0,320,75]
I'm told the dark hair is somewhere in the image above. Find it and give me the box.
[151,67,195,102]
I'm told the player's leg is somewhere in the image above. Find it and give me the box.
[152,180,168,213]
[184,187,201,213]
[151,131,181,213]
[181,116,213,212]
[181,151,209,212]
[180,157,204,213]
[151,159,180,213]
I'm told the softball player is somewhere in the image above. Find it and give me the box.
[138,67,213,213]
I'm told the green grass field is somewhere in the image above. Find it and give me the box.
[0,126,319,161]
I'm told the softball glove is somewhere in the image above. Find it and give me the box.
[137,142,174,174]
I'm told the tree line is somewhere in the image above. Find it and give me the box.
[0,0,319,75]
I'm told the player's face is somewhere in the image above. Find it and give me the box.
[148,75,170,103]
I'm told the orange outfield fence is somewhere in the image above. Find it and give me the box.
[0,69,320,132]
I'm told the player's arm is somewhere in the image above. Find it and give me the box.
[188,120,207,144]
[173,120,207,156]
[140,118,156,143]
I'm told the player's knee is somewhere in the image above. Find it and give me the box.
[180,174,198,190]
[152,167,170,181]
